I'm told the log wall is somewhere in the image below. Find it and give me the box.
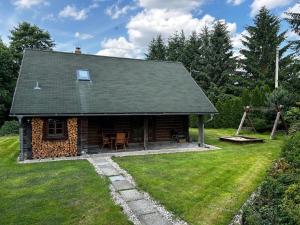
[31,118,78,158]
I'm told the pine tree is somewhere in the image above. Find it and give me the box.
[146,34,166,60]
[285,4,300,53]
[193,22,236,102]
[166,30,186,62]
[241,7,291,89]
[182,31,202,71]
[192,27,211,91]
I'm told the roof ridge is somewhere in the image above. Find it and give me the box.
[24,48,182,65]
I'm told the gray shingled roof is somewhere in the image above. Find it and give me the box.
[10,49,217,116]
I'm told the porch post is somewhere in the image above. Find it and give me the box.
[198,115,204,147]
[18,116,24,161]
[144,117,148,150]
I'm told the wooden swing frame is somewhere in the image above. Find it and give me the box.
[236,105,288,139]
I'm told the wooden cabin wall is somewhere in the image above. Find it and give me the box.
[155,115,189,141]
[85,115,189,145]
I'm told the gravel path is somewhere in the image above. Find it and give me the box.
[88,156,188,225]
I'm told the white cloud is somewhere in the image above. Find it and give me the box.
[97,37,142,58]
[250,0,293,16]
[59,5,88,21]
[75,32,94,40]
[98,9,237,58]
[231,30,249,59]
[12,0,48,9]
[106,4,136,19]
[98,0,238,59]
[138,0,204,11]
[285,3,300,14]
[227,0,244,6]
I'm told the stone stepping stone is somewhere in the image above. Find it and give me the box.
[99,166,120,176]
[93,158,109,164]
[138,212,172,225]
[119,189,144,202]
[109,175,125,182]
[112,180,135,191]
[127,199,156,216]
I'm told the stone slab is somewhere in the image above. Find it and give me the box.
[112,180,135,191]
[99,166,120,176]
[127,199,156,216]
[138,212,172,225]
[93,158,110,164]
[119,189,144,202]
[109,175,126,182]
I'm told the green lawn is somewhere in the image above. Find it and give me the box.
[114,128,285,225]
[0,136,131,225]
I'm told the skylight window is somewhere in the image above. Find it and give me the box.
[77,70,90,81]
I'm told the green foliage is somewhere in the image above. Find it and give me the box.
[0,120,19,136]
[166,30,186,62]
[208,96,243,128]
[146,34,166,60]
[286,107,300,124]
[282,182,300,224]
[9,21,55,64]
[243,132,300,225]
[289,122,300,135]
[193,22,236,101]
[285,5,300,54]
[0,40,17,126]
[241,7,291,89]
[267,87,296,108]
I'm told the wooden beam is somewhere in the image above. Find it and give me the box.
[144,117,148,150]
[270,111,281,139]
[198,115,204,147]
[236,106,252,135]
[17,116,24,161]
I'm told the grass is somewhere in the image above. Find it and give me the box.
[114,128,286,225]
[0,136,131,225]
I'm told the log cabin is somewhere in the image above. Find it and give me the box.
[10,48,217,160]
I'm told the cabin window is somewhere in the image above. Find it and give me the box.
[77,69,90,81]
[47,119,67,139]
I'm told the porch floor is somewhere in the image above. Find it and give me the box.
[87,142,219,158]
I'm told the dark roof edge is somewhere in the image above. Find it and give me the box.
[10,49,27,116]
[186,73,218,113]
[23,48,183,65]
[10,112,218,117]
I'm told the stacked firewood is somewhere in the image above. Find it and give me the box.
[31,118,78,158]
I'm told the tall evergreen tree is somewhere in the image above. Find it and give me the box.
[9,22,55,64]
[241,7,291,89]
[193,22,236,102]
[182,31,202,70]
[0,40,17,125]
[192,27,211,90]
[146,34,166,60]
[166,30,186,62]
[285,4,300,53]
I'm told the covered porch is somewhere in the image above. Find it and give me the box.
[77,115,206,154]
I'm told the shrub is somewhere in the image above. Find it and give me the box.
[208,96,243,128]
[286,107,300,124]
[0,120,19,136]
[289,122,300,135]
[242,132,300,225]
[281,132,300,168]
[267,87,296,109]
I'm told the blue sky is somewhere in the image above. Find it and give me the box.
[0,0,299,58]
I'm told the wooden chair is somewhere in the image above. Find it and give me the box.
[115,132,127,151]
[101,132,112,150]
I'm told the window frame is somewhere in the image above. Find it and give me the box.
[46,119,67,140]
[76,69,91,81]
